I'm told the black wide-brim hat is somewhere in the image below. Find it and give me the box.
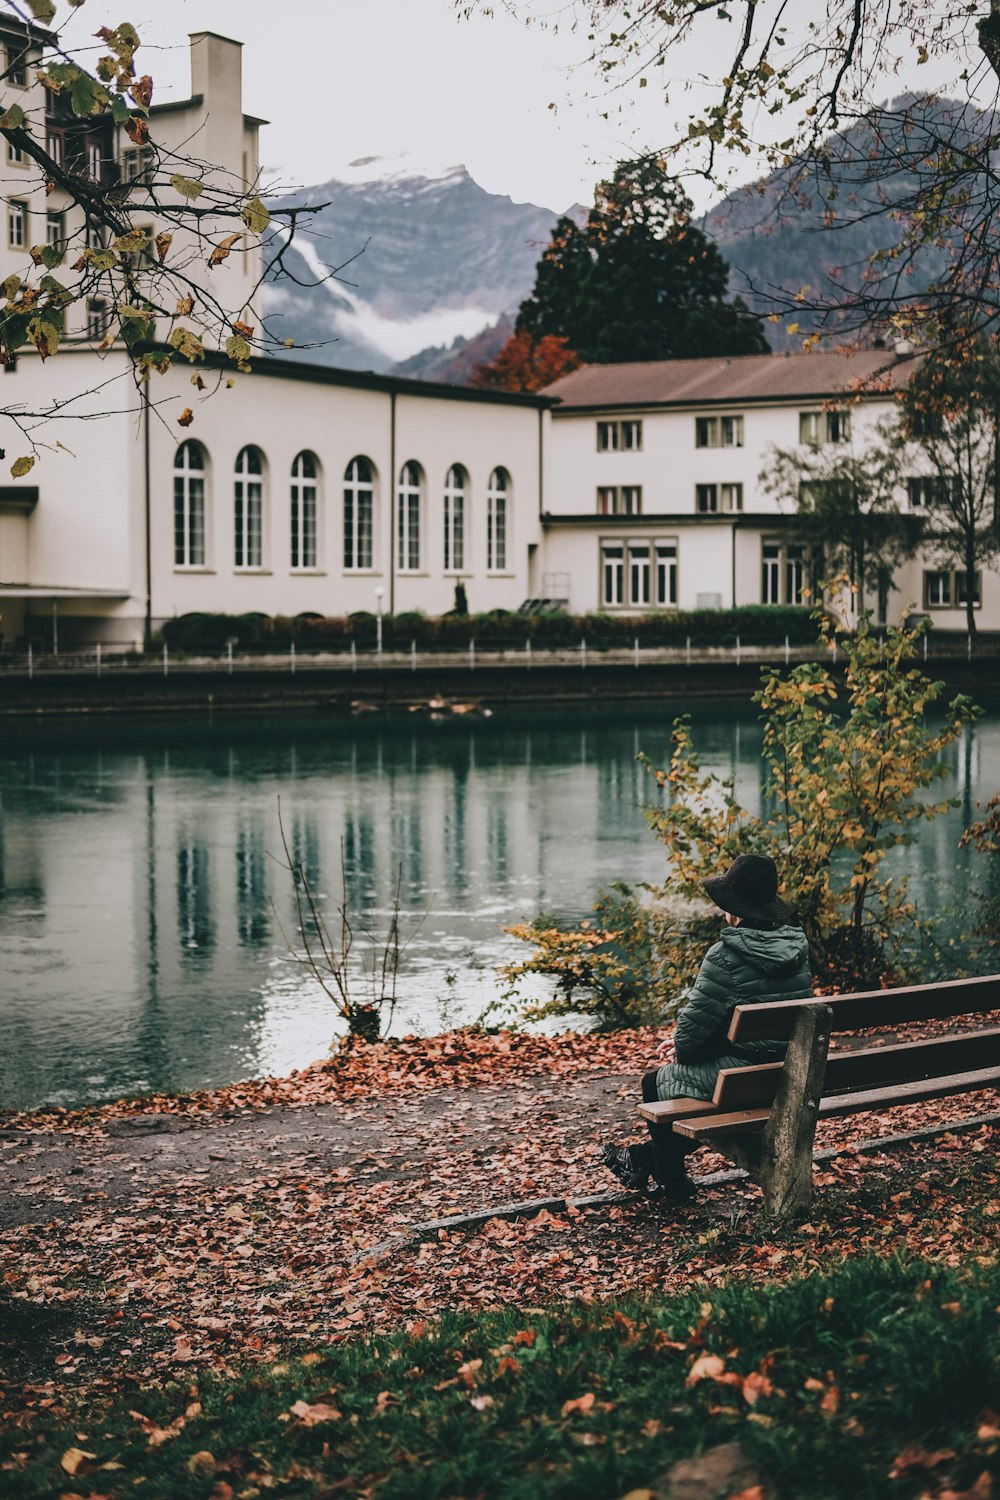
[702,853,793,925]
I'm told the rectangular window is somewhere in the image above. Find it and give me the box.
[174,475,205,567]
[120,224,153,270]
[597,485,641,515]
[45,211,64,249]
[443,494,464,571]
[7,199,26,250]
[235,478,263,568]
[696,415,744,448]
[924,571,952,608]
[762,539,808,604]
[629,545,651,606]
[6,44,27,87]
[119,145,153,184]
[785,544,806,605]
[826,410,850,443]
[601,543,624,607]
[955,571,981,607]
[7,139,23,166]
[656,541,678,607]
[291,478,317,570]
[398,492,421,571]
[800,410,850,445]
[487,493,507,570]
[597,419,642,451]
[88,139,107,181]
[46,131,64,168]
[86,298,108,339]
[762,541,782,605]
[721,483,743,513]
[696,484,718,513]
[85,220,105,251]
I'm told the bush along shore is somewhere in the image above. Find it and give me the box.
[159,604,818,653]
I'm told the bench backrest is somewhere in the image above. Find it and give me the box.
[714,1025,1000,1110]
[728,973,1000,1044]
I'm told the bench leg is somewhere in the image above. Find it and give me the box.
[755,1003,832,1219]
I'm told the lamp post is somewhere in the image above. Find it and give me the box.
[375,585,384,658]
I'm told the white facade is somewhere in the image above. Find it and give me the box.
[538,359,1000,631]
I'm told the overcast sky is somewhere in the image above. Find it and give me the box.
[35,0,994,213]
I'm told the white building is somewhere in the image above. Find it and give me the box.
[0,21,995,646]
[0,23,547,647]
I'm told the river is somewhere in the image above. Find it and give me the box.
[1,704,997,1112]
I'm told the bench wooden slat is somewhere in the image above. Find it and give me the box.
[714,1029,1000,1110]
[673,1064,1000,1140]
[637,1097,717,1125]
[728,975,1000,1043]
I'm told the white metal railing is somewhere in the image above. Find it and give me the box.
[0,633,990,678]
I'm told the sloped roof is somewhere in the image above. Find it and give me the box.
[541,349,913,409]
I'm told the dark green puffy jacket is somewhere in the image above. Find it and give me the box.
[656,923,813,1102]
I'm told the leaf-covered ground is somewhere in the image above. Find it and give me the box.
[1,1028,997,1432]
[2,1253,1000,1499]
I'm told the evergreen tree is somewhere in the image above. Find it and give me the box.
[516,159,768,363]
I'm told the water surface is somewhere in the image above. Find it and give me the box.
[1,706,996,1111]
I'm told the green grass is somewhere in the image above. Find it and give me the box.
[3,1255,999,1499]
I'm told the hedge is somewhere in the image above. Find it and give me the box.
[159,605,819,654]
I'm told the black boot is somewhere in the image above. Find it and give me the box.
[600,1141,655,1193]
[648,1124,698,1201]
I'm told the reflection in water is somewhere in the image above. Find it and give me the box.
[0,706,998,1112]
[178,839,213,961]
[236,826,268,948]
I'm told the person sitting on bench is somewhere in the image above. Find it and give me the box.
[600,853,812,1200]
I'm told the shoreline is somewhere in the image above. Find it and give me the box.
[3,648,1000,718]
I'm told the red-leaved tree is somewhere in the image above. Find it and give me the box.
[471,331,580,393]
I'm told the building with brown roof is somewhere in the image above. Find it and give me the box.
[532,348,982,628]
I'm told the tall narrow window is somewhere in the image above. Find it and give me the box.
[762,541,781,604]
[234,445,264,568]
[656,541,678,607]
[86,298,108,339]
[443,463,466,571]
[487,466,509,571]
[629,544,651,605]
[785,544,806,605]
[344,456,375,570]
[601,543,624,607]
[7,200,26,250]
[397,460,423,572]
[174,441,207,567]
[290,450,318,569]
[45,211,64,249]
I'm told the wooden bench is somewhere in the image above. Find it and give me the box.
[638,974,1000,1218]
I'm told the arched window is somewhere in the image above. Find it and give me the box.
[234,445,265,568]
[443,463,466,572]
[291,450,319,570]
[174,440,207,567]
[487,466,510,572]
[343,456,375,570]
[397,460,423,572]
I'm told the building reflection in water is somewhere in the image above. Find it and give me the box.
[0,707,997,1112]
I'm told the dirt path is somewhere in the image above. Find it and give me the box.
[0,1071,634,1231]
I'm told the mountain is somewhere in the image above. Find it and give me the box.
[392,314,514,384]
[707,95,976,343]
[263,100,979,381]
[263,156,571,374]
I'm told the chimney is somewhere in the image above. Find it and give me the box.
[189,31,243,114]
